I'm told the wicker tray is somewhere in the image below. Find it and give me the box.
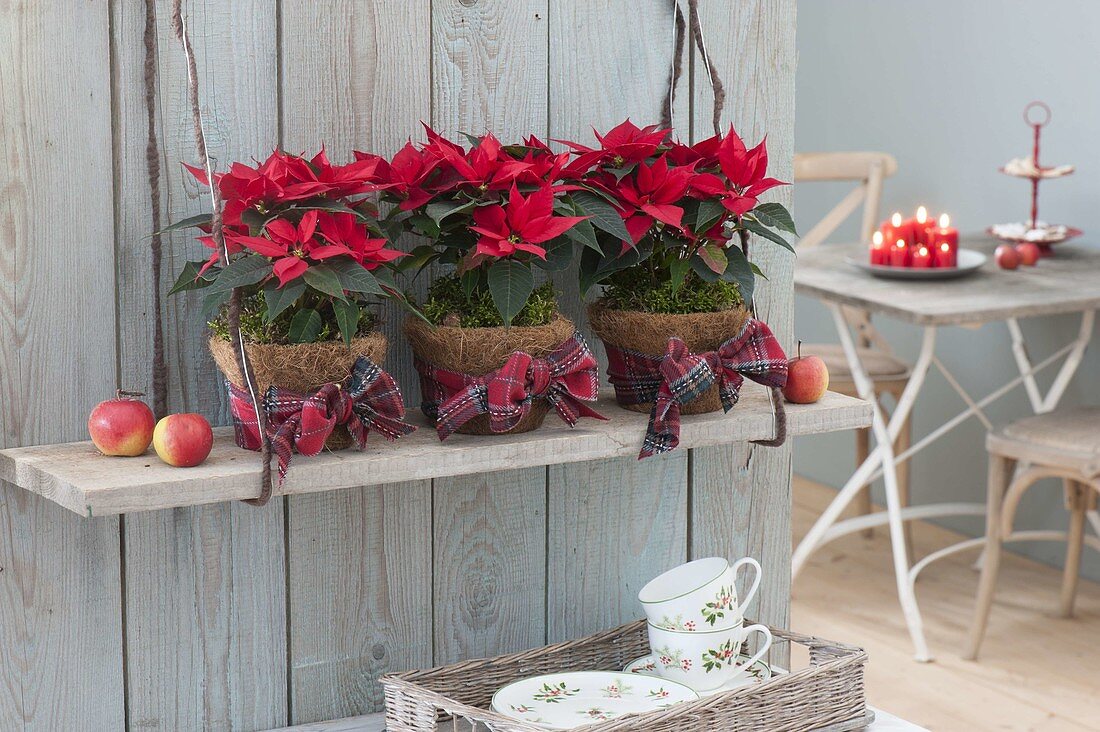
[382,619,868,731]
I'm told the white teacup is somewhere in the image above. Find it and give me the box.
[638,557,761,631]
[646,620,773,692]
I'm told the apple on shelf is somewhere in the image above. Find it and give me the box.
[153,413,214,467]
[995,244,1020,270]
[783,342,829,405]
[88,391,155,457]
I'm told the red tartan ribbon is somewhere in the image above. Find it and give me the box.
[604,318,788,459]
[415,332,607,440]
[228,356,417,482]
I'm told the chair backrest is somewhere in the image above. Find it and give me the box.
[793,151,898,249]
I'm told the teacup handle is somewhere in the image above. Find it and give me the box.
[730,557,762,614]
[735,624,773,678]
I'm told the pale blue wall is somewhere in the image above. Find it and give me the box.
[793,0,1100,581]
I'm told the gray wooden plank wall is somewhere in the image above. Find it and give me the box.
[0,1,797,729]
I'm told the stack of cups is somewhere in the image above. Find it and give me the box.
[638,557,772,692]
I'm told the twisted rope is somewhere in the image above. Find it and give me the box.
[142,0,168,418]
[170,0,274,504]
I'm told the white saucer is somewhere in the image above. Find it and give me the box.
[623,653,772,696]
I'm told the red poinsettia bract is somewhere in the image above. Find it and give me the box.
[470,185,588,259]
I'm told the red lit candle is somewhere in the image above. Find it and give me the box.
[890,238,910,267]
[880,212,914,248]
[929,214,959,267]
[912,243,933,268]
[870,231,888,265]
[913,206,933,246]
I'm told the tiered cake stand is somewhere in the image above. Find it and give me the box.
[988,101,1080,255]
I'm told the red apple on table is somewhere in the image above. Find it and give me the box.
[783,342,830,404]
[995,244,1020,270]
[1015,242,1041,266]
[88,391,155,456]
[153,413,214,467]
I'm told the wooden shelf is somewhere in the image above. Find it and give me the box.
[0,386,870,517]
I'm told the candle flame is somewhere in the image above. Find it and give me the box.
[916,206,928,224]
[891,212,902,226]
[872,231,883,246]
[896,239,906,248]
[939,213,950,228]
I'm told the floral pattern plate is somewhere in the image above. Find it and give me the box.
[624,652,772,696]
[491,671,698,730]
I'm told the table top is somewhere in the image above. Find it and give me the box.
[794,240,1100,326]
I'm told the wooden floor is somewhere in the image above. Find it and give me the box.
[792,478,1100,731]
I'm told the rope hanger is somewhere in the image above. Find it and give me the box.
[661,0,787,449]
[171,0,275,505]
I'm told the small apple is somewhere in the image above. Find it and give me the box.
[783,341,829,404]
[88,391,155,456]
[1015,242,1041,266]
[153,413,214,468]
[995,244,1020,270]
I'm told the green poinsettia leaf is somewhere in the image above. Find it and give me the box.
[201,289,230,320]
[694,199,727,234]
[669,256,692,294]
[487,259,534,326]
[168,260,217,296]
[206,255,271,294]
[156,212,212,235]
[572,191,633,244]
[262,278,306,323]
[690,253,722,283]
[698,242,728,275]
[742,218,796,254]
[426,199,478,226]
[722,246,755,303]
[302,264,348,302]
[533,237,573,272]
[332,298,359,346]
[287,308,323,343]
[328,259,386,297]
[752,201,798,235]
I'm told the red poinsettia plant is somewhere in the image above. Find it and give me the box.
[562,120,797,309]
[166,149,413,344]
[364,127,594,326]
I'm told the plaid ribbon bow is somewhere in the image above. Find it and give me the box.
[415,332,607,440]
[605,318,788,459]
[228,356,417,482]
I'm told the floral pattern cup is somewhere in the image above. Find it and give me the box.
[638,557,761,631]
[646,620,772,692]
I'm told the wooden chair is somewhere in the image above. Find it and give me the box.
[794,152,913,543]
[965,407,1100,660]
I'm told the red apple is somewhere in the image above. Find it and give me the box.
[1015,242,1041,266]
[995,244,1020,270]
[88,391,155,456]
[153,413,214,467]
[783,342,830,404]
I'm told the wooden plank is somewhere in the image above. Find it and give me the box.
[795,242,1100,326]
[123,501,288,731]
[0,1,123,729]
[278,2,433,723]
[0,490,124,732]
[287,482,432,722]
[429,0,552,666]
[115,3,289,730]
[547,451,689,642]
[0,390,870,517]
[433,467,546,663]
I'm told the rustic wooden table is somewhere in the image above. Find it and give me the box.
[791,240,1100,661]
